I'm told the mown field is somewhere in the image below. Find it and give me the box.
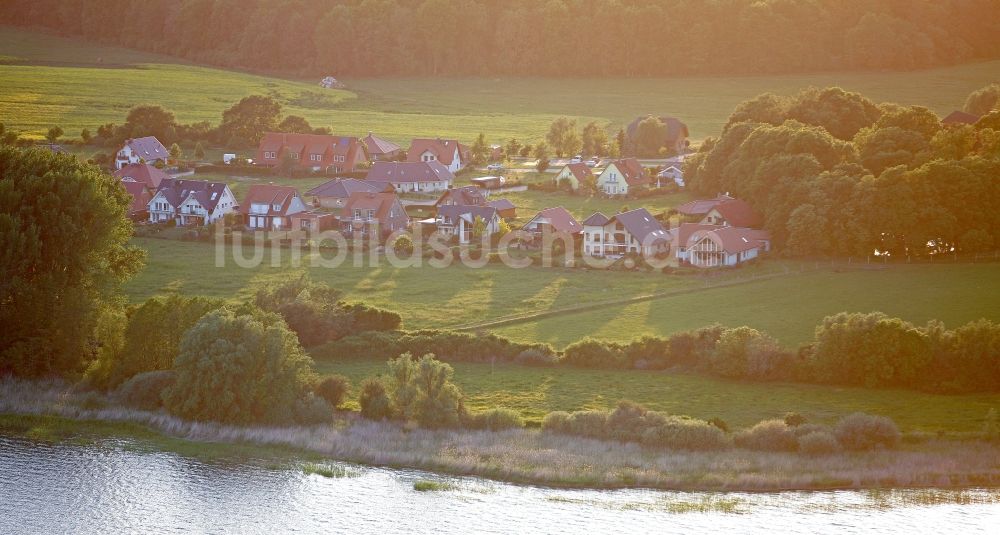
[4,26,1000,146]
[314,357,1000,434]
[126,238,1000,349]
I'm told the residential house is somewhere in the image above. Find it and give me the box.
[305,178,391,210]
[365,161,454,193]
[435,185,486,208]
[240,184,308,231]
[289,210,339,233]
[581,208,670,257]
[699,198,763,228]
[686,226,771,268]
[520,207,583,239]
[470,176,505,189]
[436,205,500,244]
[672,223,723,264]
[942,110,980,126]
[121,181,152,221]
[148,178,236,226]
[406,138,470,172]
[363,132,401,161]
[675,194,734,219]
[340,192,409,240]
[486,198,517,219]
[257,132,363,173]
[116,136,169,170]
[596,158,648,196]
[656,165,684,188]
[114,163,169,189]
[624,115,690,154]
[553,162,593,191]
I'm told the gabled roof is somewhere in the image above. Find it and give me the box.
[691,226,770,254]
[942,110,980,125]
[366,161,455,183]
[114,163,169,189]
[259,132,358,155]
[306,178,384,198]
[154,178,229,213]
[406,138,469,166]
[582,212,611,226]
[711,199,763,228]
[363,132,401,155]
[674,223,724,248]
[437,204,498,225]
[241,184,301,216]
[524,207,582,234]
[676,194,734,216]
[486,198,516,212]
[342,191,404,220]
[124,136,169,161]
[121,181,151,215]
[608,158,648,186]
[436,185,485,206]
[613,208,670,245]
[562,162,593,182]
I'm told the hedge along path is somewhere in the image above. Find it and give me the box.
[447,264,809,332]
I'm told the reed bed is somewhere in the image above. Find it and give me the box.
[2,378,998,492]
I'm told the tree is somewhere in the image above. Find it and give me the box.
[545,117,577,157]
[471,215,486,239]
[581,121,608,156]
[386,353,464,428]
[634,116,667,157]
[80,128,92,144]
[0,147,145,378]
[194,141,206,159]
[563,129,582,157]
[495,218,511,238]
[532,141,549,161]
[218,95,282,148]
[121,105,179,145]
[470,132,490,164]
[964,83,1000,116]
[169,142,182,163]
[504,138,522,161]
[162,305,326,425]
[536,157,550,172]
[519,144,532,157]
[786,204,830,256]
[613,128,626,157]
[45,126,64,144]
[277,115,314,133]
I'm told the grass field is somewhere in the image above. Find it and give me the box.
[315,357,1000,434]
[4,26,1000,145]
[126,238,1000,348]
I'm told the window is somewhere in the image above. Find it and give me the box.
[289,152,299,159]
[272,204,281,212]
[310,154,322,162]
[367,209,375,220]
[354,209,362,219]
[250,203,269,215]
[264,151,276,159]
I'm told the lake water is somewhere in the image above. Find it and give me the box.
[1,435,997,534]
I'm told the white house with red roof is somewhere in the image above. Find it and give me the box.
[240,184,308,231]
[148,178,236,226]
[521,207,583,238]
[684,226,771,268]
[257,132,363,173]
[596,158,648,196]
[406,138,470,172]
[115,136,169,170]
[553,163,593,191]
[581,208,670,257]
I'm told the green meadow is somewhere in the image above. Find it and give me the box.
[3,26,1000,145]
[315,357,1000,434]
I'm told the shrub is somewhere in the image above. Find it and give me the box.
[387,353,465,428]
[708,417,730,433]
[710,326,789,380]
[315,375,351,409]
[734,419,799,452]
[605,400,659,442]
[541,411,571,433]
[834,412,901,451]
[567,410,610,439]
[562,338,627,369]
[798,431,841,456]
[641,418,731,451]
[514,348,559,367]
[783,412,807,427]
[359,377,393,420]
[113,370,176,411]
[465,408,524,431]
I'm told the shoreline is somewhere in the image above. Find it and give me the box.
[3,380,999,493]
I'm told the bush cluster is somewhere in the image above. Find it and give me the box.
[313,330,555,365]
[112,370,176,411]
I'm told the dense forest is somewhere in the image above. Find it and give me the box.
[3,0,1000,77]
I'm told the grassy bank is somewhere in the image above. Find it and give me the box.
[2,380,998,492]
[4,26,1000,144]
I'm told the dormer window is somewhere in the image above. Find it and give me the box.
[272,204,281,212]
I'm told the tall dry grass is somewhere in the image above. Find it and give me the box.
[2,378,998,492]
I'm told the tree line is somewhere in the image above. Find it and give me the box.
[685,84,1000,257]
[3,0,999,78]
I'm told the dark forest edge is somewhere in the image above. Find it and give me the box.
[2,1,999,78]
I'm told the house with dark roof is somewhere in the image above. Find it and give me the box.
[116,136,169,170]
[685,226,771,268]
[406,138,470,172]
[675,194,734,218]
[624,115,690,155]
[581,208,670,257]
[114,163,170,189]
[700,199,763,228]
[521,207,583,238]
[942,110,980,126]
[596,158,648,196]
[486,198,517,219]
[436,205,500,244]
[148,178,236,226]
[121,181,152,221]
[240,184,308,231]
[365,161,454,193]
[553,162,593,191]
[340,192,408,240]
[435,185,487,208]
[363,132,401,162]
[306,178,391,210]
[257,132,363,173]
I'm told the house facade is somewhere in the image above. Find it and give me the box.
[596,158,648,196]
[116,136,169,170]
[365,161,454,193]
[406,138,470,172]
[699,198,763,228]
[339,192,409,240]
[148,179,236,226]
[686,226,771,268]
[257,132,363,173]
[436,205,499,244]
[241,184,308,231]
[581,208,670,257]
[435,185,486,208]
[553,162,592,191]
[305,178,389,210]
[521,207,582,238]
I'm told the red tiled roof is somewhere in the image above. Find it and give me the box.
[564,162,592,182]
[241,184,301,216]
[121,181,151,215]
[114,163,169,188]
[367,161,455,183]
[342,192,405,221]
[676,194,734,216]
[363,132,401,155]
[525,207,582,234]
[609,158,648,186]
[942,110,980,125]
[691,226,770,254]
[712,199,763,228]
[406,138,468,166]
